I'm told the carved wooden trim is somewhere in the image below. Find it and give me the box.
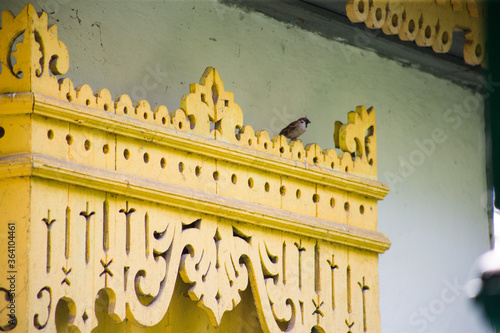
[346,0,485,66]
[0,5,390,332]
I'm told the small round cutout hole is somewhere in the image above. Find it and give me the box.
[280,186,286,196]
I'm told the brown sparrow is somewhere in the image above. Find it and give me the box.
[279,117,311,140]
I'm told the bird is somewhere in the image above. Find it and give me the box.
[279,117,311,141]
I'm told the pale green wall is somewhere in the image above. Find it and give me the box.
[2,0,493,332]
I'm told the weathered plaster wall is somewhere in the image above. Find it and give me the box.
[1,0,492,332]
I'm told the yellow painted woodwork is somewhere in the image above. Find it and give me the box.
[346,0,485,66]
[0,5,390,333]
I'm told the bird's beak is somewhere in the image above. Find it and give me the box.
[306,119,311,125]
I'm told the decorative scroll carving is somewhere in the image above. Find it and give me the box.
[179,221,250,326]
[346,0,485,66]
[0,4,390,332]
[0,4,69,94]
[335,105,377,177]
[20,200,384,332]
[33,287,51,330]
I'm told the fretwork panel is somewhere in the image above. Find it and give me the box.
[26,178,381,332]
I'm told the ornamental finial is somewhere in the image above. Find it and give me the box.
[0,4,69,95]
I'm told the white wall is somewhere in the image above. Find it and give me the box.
[2,1,493,332]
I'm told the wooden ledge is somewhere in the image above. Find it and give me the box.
[0,92,389,201]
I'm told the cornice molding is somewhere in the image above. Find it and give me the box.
[0,152,391,253]
[1,92,389,200]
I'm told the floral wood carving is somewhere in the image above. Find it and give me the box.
[181,67,244,144]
